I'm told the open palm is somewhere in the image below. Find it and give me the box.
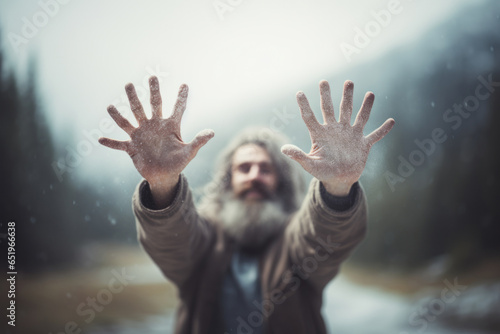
[282,80,395,196]
[98,76,214,188]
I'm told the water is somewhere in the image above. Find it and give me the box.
[323,275,500,334]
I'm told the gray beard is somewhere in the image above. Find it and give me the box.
[218,193,289,250]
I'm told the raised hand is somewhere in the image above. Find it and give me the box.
[98,76,214,207]
[281,80,395,196]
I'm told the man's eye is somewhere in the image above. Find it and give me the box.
[238,164,250,173]
[260,164,273,174]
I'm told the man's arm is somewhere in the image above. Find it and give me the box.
[98,76,215,286]
[133,174,214,287]
[281,80,395,289]
[283,178,367,289]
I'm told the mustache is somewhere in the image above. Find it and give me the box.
[240,181,273,199]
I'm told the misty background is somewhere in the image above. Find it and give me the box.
[1,0,499,333]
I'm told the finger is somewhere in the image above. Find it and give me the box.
[149,76,162,119]
[319,80,336,123]
[365,118,395,146]
[297,91,321,133]
[98,137,129,152]
[125,83,148,125]
[107,105,135,135]
[188,129,215,156]
[171,84,189,122]
[281,144,314,172]
[339,80,354,125]
[353,91,375,132]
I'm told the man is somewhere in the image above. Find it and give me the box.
[98,76,394,333]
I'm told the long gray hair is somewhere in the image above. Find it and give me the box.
[197,127,306,221]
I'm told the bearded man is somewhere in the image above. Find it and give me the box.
[98,76,394,334]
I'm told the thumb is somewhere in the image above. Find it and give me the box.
[281,144,312,171]
[188,129,215,156]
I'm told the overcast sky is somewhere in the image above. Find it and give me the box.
[0,0,487,181]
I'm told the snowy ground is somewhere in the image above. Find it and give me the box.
[82,262,500,334]
[16,243,497,334]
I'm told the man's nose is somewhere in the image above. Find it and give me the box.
[247,165,263,181]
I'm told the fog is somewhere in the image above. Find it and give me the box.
[0,0,475,182]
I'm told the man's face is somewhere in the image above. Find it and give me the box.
[230,144,278,201]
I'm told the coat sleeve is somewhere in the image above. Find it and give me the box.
[132,174,215,288]
[284,178,367,290]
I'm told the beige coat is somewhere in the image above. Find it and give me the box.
[133,174,367,334]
